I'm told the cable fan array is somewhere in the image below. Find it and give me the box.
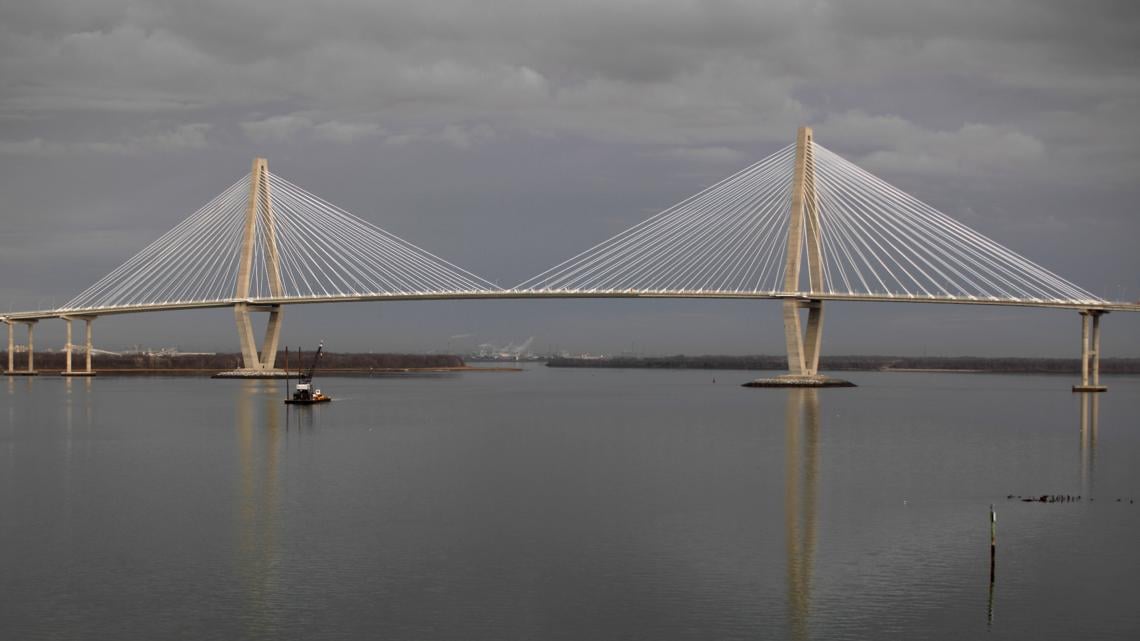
[809,144,1098,303]
[516,142,1101,304]
[61,171,499,312]
[250,172,497,299]
[514,144,798,294]
[59,139,1102,314]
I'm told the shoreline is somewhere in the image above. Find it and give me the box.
[27,365,522,377]
[1,351,532,376]
[546,355,1140,375]
[878,367,985,373]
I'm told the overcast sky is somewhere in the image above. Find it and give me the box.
[2,0,1138,356]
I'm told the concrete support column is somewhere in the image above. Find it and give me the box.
[85,318,93,373]
[229,303,286,374]
[1079,312,1090,387]
[26,322,35,373]
[781,300,825,378]
[59,316,96,377]
[4,320,40,376]
[234,303,261,370]
[1091,312,1102,387]
[782,300,806,375]
[1074,310,1107,393]
[803,301,824,376]
[260,306,283,369]
[65,318,73,374]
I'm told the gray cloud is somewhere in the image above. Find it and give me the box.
[3,1,1136,164]
[0,123,210,155]
[658,146,749,164]
[240,113,385,144]
[817,111,1046,177]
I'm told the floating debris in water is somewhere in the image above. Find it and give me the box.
[1005,494,1134,504]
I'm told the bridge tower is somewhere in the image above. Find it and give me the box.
[783,127,825,377]
[231,157,285,374]
[746,127,851,387]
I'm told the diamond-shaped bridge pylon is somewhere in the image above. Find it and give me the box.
[59,162,500,314]
[514,138,1100,306]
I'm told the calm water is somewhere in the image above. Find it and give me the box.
[2,367,1138,640]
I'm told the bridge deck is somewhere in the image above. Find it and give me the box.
[4,290,1138,322]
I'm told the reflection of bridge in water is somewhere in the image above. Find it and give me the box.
[33,372,1106,635]
[4,128,1136,387]
[784,389,819,641]
[779,387,1111,636]
[236,380,283,637]
[1079,393,1099,499]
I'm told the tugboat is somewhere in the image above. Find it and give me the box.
[285,343,332,404]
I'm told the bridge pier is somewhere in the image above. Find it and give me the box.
[61,316,97,376]
[86,318,94,374]
[747,126,851,388]
[226,303,286,375]
[747,299,851,388]
[5,319,39,376]
[1073,310,1107,393]
[215,156,289,379]
[783,299,824,376]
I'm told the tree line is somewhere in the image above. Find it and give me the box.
[547,355,1140,374]
[1,351,465,371]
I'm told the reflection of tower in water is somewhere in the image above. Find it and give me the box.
[63,376,93,525]
[784,389,819,641]
[1079,393,1099,498]
[237,380,283,635]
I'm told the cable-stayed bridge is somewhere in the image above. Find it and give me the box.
[3,128,1135,389]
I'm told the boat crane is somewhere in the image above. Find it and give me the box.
[285,342,331,404]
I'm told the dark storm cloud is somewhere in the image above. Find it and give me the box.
[3,1,1136,166]
[1,0,1137,354]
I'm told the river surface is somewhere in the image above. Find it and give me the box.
[2,368,1138,640]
